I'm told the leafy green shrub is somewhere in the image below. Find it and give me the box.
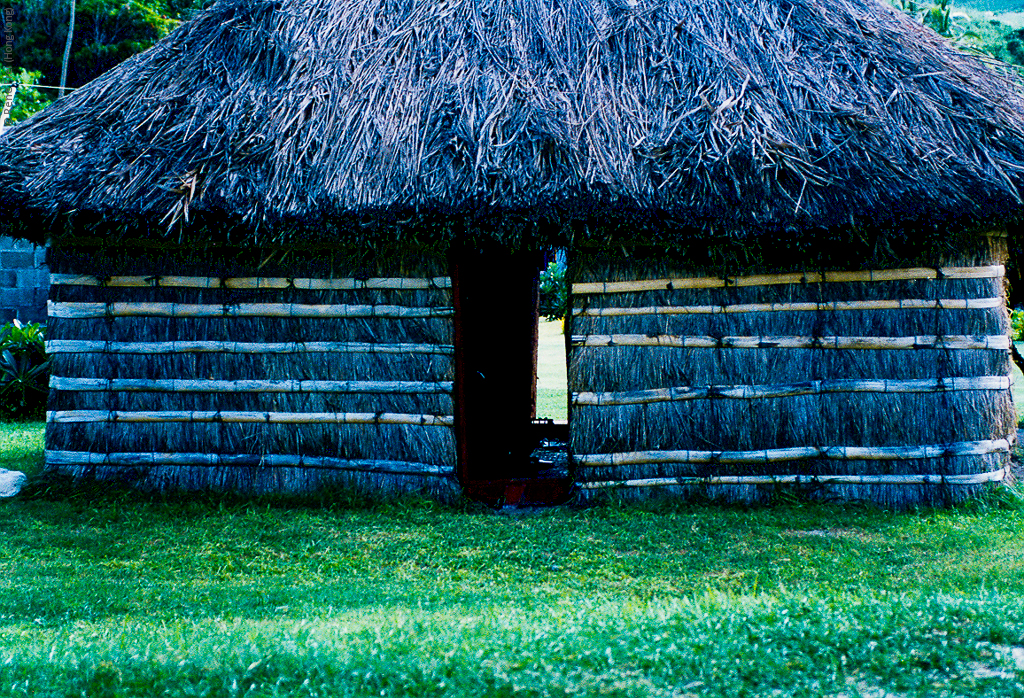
[1012,308,1024,342]
[1004,30,1024,65]
[0,68,53,125]
[539,260,567,321]
[0,320,49,419]
[891,0,1023,69]
[896,0,957,37]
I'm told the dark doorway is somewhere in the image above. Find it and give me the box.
[451,242,539,483]
[450,242,574,505]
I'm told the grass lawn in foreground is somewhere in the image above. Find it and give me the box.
[1,417,1023,695]
[536,319,568,420]
[0,420,44,478]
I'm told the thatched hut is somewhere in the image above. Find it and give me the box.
[2,0,1024,504]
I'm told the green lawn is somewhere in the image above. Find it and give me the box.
[0,418,1022,696]
[536,319,568,420]
[0,420,44,478]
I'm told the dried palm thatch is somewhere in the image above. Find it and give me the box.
[45,244,461,498]
[568,233,1015,507]
[3,0,1024,244]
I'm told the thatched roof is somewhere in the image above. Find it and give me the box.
[3,0,1024,245]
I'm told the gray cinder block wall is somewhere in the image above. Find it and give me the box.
[0,237,48,324]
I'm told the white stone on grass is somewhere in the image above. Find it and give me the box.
[0,469,27,497]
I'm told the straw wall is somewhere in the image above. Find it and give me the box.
[44,243,458,497]
[568,235,1015,506]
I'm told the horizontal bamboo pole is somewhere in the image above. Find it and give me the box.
[48,410,455,426]
[580,467,1009,489]
[574,376,1012,406]
[574,297,1003,317]
[50,377,454,394]
[572,265,1005,294]
[45,450,453,476]
[48,301,454,319]
[50,274,453,290]
[45,340,454,355]
[571,334,1011,350]
[575,437,1012,468]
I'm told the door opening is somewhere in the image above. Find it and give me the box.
[451,243,572,505]
[536,249,569,422]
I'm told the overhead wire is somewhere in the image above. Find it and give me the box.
[0,82,78,91]
[0,81,78,131]
[0,80,75,134]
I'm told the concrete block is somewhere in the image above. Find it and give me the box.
[0,288,32,308]
[0,270,16,288]
[19,307,46,324]
[16,268,46,288]
[0,250,34,269]
[16,269,36,287]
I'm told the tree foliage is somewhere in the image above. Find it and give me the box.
[0,67,52,125]
[898,0,956,36]
[4,0,201,92]
[539,260,567,322]
[895,0,1024,73]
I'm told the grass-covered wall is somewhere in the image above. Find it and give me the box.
[568,233,1016,506]
[44,243,458,497]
